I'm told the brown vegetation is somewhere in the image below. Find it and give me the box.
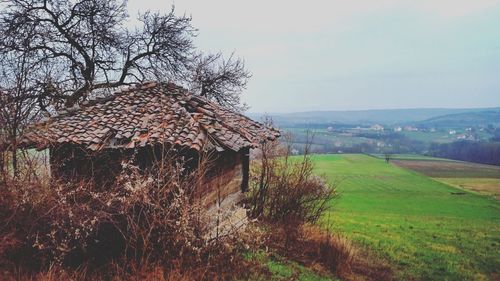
[0,151,255,280]
[245,132,394,281]
[259,223,394,281]
[247,132,337,249]
[0,125,392,280]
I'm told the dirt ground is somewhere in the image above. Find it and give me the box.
[393,159,500,199]
[392,160,500,178]
[434,177,500,200]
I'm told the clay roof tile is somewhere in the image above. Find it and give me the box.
[21,82,280,152]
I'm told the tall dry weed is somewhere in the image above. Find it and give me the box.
[301,224,356,276]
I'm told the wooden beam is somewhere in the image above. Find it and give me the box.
[241,147,250,192]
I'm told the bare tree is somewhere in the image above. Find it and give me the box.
[0,0,196,110]
[190,53,251,111]
[0,53,41,178]
[384,153,392,164]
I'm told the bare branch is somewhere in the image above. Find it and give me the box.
[0,1,195,108]
[189,52,251,112]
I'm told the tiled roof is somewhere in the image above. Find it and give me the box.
[20,82,280,152]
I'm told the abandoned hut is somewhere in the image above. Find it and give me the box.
[20,81,279,205]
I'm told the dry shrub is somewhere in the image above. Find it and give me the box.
[2,157,207,267]
[0,178,48,270]
[245,122,357,279]
[0,148,254,280]
[0,187,17,259]
[248,131,337,249]
[34,153,214,265]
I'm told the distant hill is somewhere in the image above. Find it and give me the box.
[248,107,500,127]
[416,110,500,128]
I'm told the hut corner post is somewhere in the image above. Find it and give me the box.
[241,147,250,192]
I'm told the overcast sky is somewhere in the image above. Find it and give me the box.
[127,0,500,113]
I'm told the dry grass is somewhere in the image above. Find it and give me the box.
[434,177,500,199]
[3,263,244,281]
[300,225,394,281]
[260,223,394,281]
[301,225,356,276]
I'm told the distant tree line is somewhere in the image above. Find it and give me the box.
[490,128,500,142]
[288,130,427,155]
[429,141,500,166]
[286,126,500,164]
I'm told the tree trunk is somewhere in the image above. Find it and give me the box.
[11,148,18,179]
[0,151,6,184]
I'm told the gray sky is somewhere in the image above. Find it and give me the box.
[127,0,500,113]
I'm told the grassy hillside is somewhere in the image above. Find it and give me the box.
[310,154,499,280]
[416,110,500,128]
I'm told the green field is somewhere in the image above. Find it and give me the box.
[311,154,499,280]
[245,251,336,281]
